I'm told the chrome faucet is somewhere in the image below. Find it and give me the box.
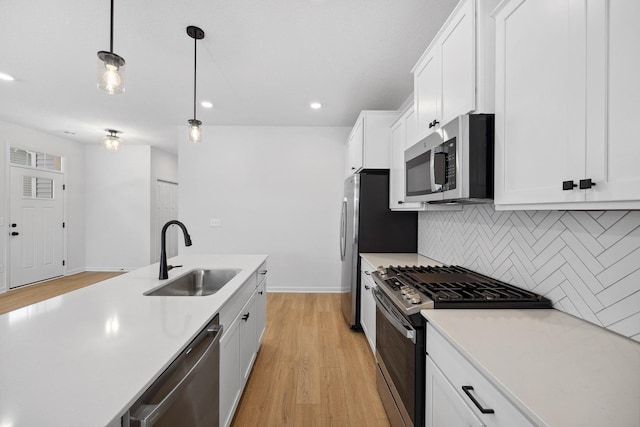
[159,220,192,280]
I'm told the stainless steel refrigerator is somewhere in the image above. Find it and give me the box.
[340,170,417,328]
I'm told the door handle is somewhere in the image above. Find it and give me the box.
[11,232,19,236]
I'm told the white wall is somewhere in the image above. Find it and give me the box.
[150,147,179,263]
[84,145,151,270]
[0,121,86,292]
[179,126,348,292]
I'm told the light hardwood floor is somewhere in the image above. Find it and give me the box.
[231,293,391,427]
[0,272,124,315]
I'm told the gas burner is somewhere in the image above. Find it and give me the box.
[373,265,552,311]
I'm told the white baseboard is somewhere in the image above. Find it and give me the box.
[267,286,342,293]
[85,267,132,272]
[65,268,85,276]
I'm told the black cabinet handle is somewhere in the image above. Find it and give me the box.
[11,232,19,236]
[258,291,264,295]
[397,201,404,205]
[579,179,596,189]
[242,313,250,321]
[364,284,370,290]
[259,270,267,275]
[562,180,577,191]
[428,119,440,129]
[462,386,494,414]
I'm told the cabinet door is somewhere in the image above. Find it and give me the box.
[415,49,441,140]
[440,0,475,126]
[389,120,407,210]
[240,295,257,385]
[220,318,241,427]
[586,0,640,202]
[494,0,586,205]
[425,356,484,427]
[255,277,267,345]
[348,118,364,173]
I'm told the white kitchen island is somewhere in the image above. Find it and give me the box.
[0,254,267,427]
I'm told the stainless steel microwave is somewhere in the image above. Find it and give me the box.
[404,114,494,203]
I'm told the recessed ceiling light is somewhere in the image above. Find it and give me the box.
[0,72,15,81]
[201,101,213,108]
[310,102,322,110]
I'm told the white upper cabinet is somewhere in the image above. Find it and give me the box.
[413,0,497,141]
[345,111,399,176]
[389,102,427,210]
[494,0,640,210]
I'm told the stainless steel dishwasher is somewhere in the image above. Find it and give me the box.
[123,314,223,427]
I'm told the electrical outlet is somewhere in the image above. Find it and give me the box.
[209,218,222,227]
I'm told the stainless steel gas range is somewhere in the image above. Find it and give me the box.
[371,265,552,427]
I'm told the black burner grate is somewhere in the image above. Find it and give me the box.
[386,265,552,309]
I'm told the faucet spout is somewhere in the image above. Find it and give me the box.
[159,220,192,280]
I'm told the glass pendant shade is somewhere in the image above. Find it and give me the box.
[102,130,122,151]
[188,119,202,143]
[97,51,125,95]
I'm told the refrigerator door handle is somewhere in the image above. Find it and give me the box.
[340,199,347,261]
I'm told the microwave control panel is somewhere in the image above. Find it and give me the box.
[441,139,457,191]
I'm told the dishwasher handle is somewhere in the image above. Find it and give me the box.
[129,324,223,427]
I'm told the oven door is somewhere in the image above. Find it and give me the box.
[373,288,417,427]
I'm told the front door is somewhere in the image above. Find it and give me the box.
[9,166,64,288]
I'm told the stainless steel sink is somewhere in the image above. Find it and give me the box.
[144,268,240,296]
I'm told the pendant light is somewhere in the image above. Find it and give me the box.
[97,0,125,95]
[187,26,205,143]
[102,129,123,151]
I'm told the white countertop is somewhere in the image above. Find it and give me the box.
[422,309,640,427]
[360,253,442,268]
[0,254,267,427]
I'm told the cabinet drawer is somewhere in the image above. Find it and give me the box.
[220,273,257,333]
[426,323,536,427]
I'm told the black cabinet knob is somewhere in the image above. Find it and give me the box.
[579,179,596,189]
[562,180,577,191]
[11,223,17,228]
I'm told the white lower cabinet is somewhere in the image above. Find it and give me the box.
[220,263,267,427]
[359,257,376,354]
[220,316,242,427]
[426,357,484,427]
[426,323,535,427]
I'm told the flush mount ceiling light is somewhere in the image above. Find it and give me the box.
[187,25,205,143]
[97,0,126,95]
[201,101,213,109]
[310,102,322,110]
[0,72,15,81]
[102,129,123,151]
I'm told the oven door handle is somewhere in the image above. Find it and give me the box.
[373,288,416,344]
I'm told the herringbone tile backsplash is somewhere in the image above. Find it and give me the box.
[418,206,640,342]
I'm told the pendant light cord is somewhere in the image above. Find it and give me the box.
[193,36,197,120]
[109,0,114,53]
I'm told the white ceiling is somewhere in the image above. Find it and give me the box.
[0,0,457,154]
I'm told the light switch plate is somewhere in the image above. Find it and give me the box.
[209,218,221,227]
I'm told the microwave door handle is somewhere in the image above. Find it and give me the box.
[429,150,439,192]
[372,289,416,343]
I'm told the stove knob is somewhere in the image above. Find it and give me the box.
[410,296,422,304]
[377,266,387,276]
